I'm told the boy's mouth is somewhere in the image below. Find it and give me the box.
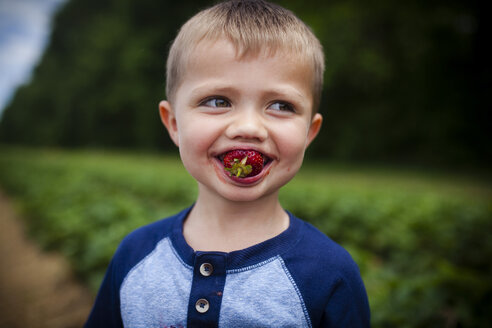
[217,149,272,178]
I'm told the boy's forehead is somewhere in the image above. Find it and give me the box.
[184,38,312,77]
[184,39,312,84]
[191,38,300,61]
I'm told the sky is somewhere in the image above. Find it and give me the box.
[0,0,66,117]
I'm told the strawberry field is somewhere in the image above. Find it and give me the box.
[0,146,490,327]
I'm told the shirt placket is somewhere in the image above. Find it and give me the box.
[187,252,227,328]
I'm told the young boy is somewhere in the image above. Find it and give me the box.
[85,1,370,327]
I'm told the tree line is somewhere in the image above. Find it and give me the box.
[0,0,487,167]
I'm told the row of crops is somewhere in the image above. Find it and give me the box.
[0,146,490,327]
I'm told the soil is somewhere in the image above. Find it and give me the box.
[0,191,94,328]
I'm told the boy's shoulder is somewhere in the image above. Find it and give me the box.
[119,210,180,248]
[111,207,191,272]
[289,216,358,273]
[285,215,370,326]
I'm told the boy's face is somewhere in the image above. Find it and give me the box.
[160,39,322,202]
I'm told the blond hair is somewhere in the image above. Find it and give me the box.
[166,0,325,112]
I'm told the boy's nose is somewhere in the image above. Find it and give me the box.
[224,109,268,142]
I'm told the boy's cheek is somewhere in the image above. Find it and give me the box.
[276,126,310,152]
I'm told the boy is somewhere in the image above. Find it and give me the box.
[85,0,370,327]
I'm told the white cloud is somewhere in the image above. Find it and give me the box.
[0,0,66,115]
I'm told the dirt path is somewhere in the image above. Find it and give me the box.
[0,191,94,328]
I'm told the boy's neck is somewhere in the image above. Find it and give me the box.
[183,188,289,253]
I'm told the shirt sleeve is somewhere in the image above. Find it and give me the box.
[83,213,179,327]
[84,257,124,328]
[320,275,371,328]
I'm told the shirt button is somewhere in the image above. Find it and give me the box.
[195,298,209,313]
[199,263,213,276]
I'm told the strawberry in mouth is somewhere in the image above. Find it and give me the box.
[220,150,268,178]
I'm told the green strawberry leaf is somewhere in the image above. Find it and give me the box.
[225,157,252,178]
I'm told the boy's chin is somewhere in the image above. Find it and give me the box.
[201,180,276,203]
[216,178,289,203]
[218,190,274,203]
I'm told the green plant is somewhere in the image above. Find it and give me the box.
[0,146,490,326]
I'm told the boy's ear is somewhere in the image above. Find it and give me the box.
[306,113,322,147]
[159,100,179,147]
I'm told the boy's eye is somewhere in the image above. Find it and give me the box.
[268,102,295,113]
[200,97,231,108]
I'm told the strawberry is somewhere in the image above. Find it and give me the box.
[223,150,264,178]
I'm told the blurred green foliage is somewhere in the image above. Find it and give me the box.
[0,0,488,167]
[0,146,490,327]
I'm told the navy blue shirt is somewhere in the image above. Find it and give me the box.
[85,207,370,327]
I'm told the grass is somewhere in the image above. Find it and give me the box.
[0,145,490,327]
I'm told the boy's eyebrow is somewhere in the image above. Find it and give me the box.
[189,83,309,104]
[190,84,240,99]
